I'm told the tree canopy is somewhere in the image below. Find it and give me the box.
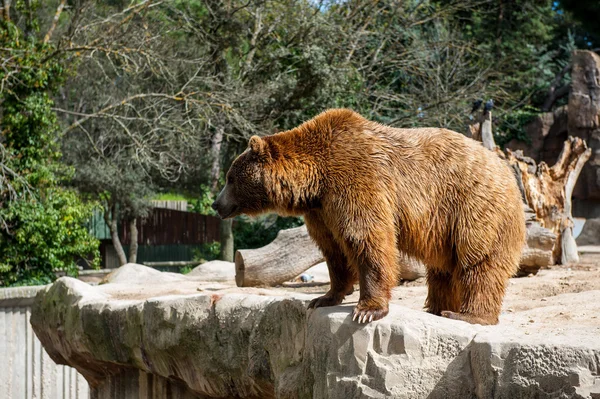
[0,0,597,282]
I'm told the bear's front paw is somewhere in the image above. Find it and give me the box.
[352,303,389,324]
[308,294,343,309]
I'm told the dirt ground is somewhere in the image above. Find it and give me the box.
[281,249,600,339]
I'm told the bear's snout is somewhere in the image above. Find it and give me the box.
[212,186,239,219]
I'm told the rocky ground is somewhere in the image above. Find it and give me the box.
[33,248,600,398]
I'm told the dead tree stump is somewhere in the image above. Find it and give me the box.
[506,137,591,264]
[470,103,591,269]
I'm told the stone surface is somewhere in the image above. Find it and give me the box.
[1,286,90,399]
[577,218,600,246]
[31,263,600,398]
[188,260,236,282]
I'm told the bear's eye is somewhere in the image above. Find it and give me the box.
[227,175,234,184]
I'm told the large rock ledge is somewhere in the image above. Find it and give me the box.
[31,264,600,399]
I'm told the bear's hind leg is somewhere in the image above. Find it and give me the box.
[441,259,511,325]
[305,214,357,309]
[425,269,460,316]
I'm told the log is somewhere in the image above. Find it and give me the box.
[235,225,324,287]
[399,253,427,281]
[468,108,495,151]
[518,216,556,276]
[235,224,427,287]
[480,111,496,151]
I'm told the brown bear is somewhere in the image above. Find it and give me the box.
[212,109,525,325]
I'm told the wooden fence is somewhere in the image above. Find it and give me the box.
[120,209,221,245]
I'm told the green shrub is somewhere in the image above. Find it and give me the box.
[0,21,99,286]
[233,214,304,251]
[192,241,222,263]
[495,107,539,148]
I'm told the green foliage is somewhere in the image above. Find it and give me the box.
[495,107,540,148]
[0,20,99,286]
[153,192,191,201]
[233,214,304,251]
[188,185,217,216]
[191,241,221,263]
[0,190,100,286]
[179,265,194,275]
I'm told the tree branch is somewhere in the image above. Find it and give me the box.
[43,0,67,44]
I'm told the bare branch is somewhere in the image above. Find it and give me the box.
[43,0,67,44]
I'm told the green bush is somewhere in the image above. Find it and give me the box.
[233,214,304,251]
[495,107,539,148]
[192,241,221,263]
[0,21,99,286]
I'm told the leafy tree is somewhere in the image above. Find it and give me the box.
[0,16,99,286]
[6,0,591,268]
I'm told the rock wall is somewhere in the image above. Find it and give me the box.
[569,50,600,201]
[30,265,600,399]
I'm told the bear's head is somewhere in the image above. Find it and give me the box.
[211,135,273,219]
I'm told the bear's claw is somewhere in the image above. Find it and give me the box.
[308,294,343,309]
[352,305,388,324]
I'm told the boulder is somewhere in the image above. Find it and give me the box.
[30,265,600,398]
[188,260,236,282]
[568,50,600,201]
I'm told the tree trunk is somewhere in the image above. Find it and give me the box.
[128,218,138,264]
[506,137,591,264]
[518,207,556,276]
[560,145,590,263]
[104,204,127,266]
[235,224,425,286]
[468,102,591,267]
[235,225,324,287]
[220,219,234,262]
[480,111,496,151]
[209,127,224,194]
[208,126,234,262]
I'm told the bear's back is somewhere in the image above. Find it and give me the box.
[354,122,524,267]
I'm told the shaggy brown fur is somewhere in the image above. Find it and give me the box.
[212,109,526,325]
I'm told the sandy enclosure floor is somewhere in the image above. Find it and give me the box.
[279,251,600,339]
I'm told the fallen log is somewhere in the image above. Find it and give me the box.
[235,224,427,287]
[235,225,324,287]
[518,206,556,276]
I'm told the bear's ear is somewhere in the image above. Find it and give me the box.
[248,135,269,160]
